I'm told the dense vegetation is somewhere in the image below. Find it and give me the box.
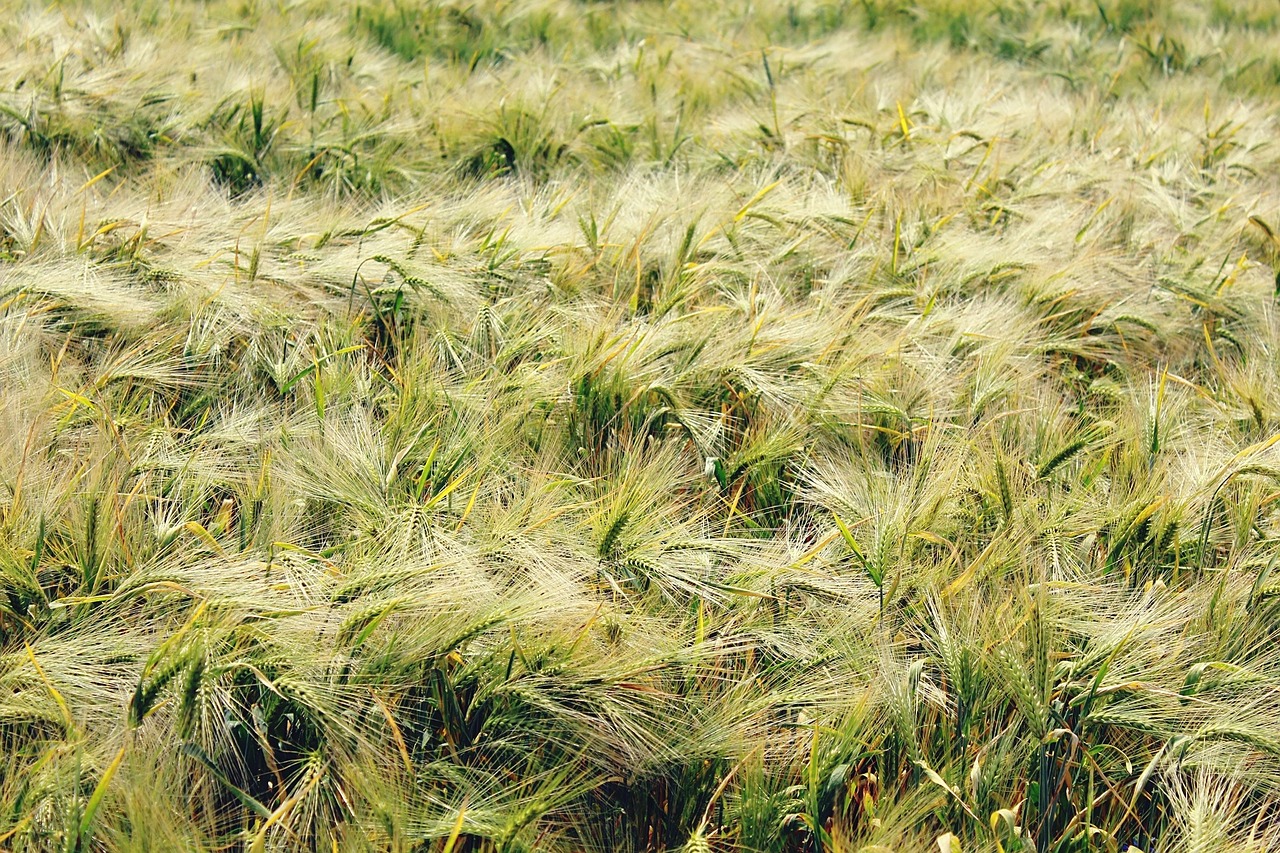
[2,0,1280,849]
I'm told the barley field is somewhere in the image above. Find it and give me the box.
[2,0,1280,850]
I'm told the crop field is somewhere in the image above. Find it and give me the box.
[3,0,1280,850]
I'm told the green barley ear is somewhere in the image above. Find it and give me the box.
[681,826,712,853]
[994,455,1013,525]
[335,597,404,648]
[1036,422,1111,479]
[128,650,186,728]
[174,652,207,739]
[994,646,1047,738]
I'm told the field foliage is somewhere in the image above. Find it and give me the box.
[2,0,1280,850]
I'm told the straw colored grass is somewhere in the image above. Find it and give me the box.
[2,0,1280,850]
